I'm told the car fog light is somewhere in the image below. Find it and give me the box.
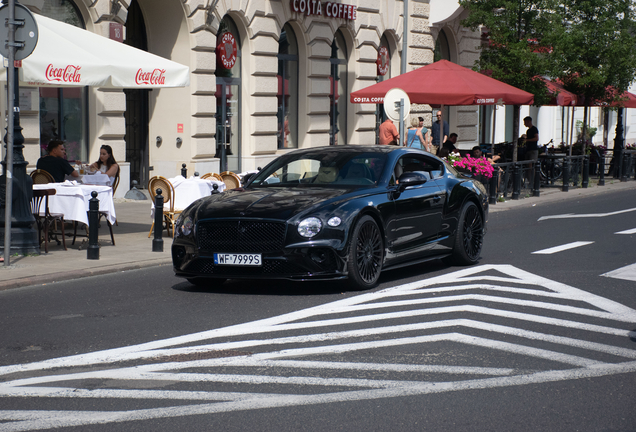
[298,217,322,238]
[327,216,342,227]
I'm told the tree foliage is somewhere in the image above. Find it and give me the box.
[460,0,636,107]
[460,0,558,106]
[550,0,636,106]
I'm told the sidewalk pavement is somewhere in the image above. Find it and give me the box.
[0,179,634,291]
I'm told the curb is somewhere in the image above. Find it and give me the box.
[0,258,173,291]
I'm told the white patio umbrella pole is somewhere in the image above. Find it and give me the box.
[3,0,16,266]
[491,105,497,157]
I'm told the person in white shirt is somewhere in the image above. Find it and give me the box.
[89,145,119,186]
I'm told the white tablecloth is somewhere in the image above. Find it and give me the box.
[33,182,116,225]
[150,176,226,217]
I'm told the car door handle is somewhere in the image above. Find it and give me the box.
[433,195,441,203]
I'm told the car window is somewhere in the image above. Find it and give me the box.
[396,154,445,180]
[249,151,387,187]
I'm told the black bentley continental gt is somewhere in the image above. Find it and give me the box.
[172,145,488,290]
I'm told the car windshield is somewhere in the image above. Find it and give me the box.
[249,150,388,187]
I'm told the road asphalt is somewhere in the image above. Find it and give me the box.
[0,178,634,291]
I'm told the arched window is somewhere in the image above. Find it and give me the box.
[215,16,242,172]
[39,0,88,162]
[277,23,299,149]
[434,29,451,62]
[330,30,348,146]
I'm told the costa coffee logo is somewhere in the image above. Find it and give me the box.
[45,64,82,83]
[216,32,237,70]
[377,46,389,76]
[135,68,166,85]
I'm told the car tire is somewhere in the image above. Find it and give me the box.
[347,215,383,290]
[449,201,483,265]
[186,277,227,288]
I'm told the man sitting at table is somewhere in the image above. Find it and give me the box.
[36,140,79,183]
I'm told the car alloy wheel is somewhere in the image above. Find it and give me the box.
[347,215,383,290]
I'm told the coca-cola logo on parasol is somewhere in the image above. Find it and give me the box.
[135,68,166,85]
[216,32,237,70]
[377,46,389,76]
[45,64,82,83]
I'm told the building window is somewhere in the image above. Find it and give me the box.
[277,23,299,149]
[330,30,348,146]
[39,0,88,162]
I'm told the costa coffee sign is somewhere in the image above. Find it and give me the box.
[216,32,237,70]
[45,64,82,83]
[135,68,166,85]
[377,46,389,76]
[291,0,357,20]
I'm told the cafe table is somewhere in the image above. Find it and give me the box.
[33,181,116,225]
[150,176,226,217]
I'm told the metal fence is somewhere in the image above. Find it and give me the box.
[480,150,636,205]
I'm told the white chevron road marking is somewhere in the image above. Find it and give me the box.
[1,265,635,430]
[602,263,636,282]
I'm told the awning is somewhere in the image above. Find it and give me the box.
[350,60,534,106]
[2,14,189,88]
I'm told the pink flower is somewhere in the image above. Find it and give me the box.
[452,155,494,179]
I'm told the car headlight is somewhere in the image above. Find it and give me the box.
[176,215,194,237]
[298,217,322,238]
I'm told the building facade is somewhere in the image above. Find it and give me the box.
[2,0,513,198]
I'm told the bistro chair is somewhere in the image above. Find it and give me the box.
[200,173,213,179]
[30,188,67,253]
[220,171,241,189]
[148,176,181,237]
[30,169,55,184]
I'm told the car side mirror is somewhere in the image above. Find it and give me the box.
[242,172,255,185]
[397,171,428,192]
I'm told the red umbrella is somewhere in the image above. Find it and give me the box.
[541,78,578,106]
[350,60,534,106]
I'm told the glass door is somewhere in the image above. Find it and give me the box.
[215,79,241,173]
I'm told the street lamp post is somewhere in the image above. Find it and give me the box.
[0,0,40,263]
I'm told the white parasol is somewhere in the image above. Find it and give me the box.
[1,13,189,88]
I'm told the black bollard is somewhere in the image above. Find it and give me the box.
[488,172,498,204]
[87,191,100,260]
[533,162,541,197]
[620,153,628,182]
[598,153,605,186]
[181,163,187,178]
[582,155,589,188]
[153,188,164,252]
[211,183,221,195]
[512,163,521,200]
[562,158,570,192]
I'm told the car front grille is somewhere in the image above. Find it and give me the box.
[196,220,287,253]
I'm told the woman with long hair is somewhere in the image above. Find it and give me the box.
[89,145,119,186]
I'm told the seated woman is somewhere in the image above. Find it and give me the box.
[89,145,119,186]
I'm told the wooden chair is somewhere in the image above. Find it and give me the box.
[220,171,241,189]
[30,188,67,253]
[30,169,55,184]
[201,173,224,182]
[147,176,181,237]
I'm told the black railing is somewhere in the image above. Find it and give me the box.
[480,151,636,204]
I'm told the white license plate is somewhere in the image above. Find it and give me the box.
[214,253,262,266]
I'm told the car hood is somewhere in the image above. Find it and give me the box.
[195,187,356,220]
